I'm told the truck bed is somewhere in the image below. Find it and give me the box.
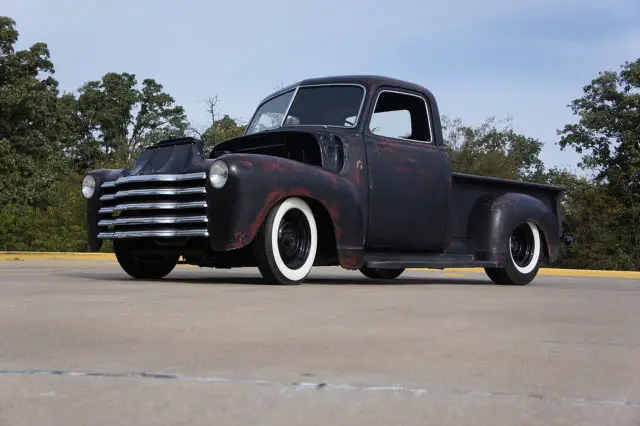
[361,173,565,269]
[448,172,564,244]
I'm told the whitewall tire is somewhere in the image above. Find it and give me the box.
[254,197,318,285]
[485,221,543,286]
[510,221,541,275]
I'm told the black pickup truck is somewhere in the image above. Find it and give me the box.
[82,75,572,285]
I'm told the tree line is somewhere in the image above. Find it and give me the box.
[1,16,638,270]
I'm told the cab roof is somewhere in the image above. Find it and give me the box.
[259,75,438,106]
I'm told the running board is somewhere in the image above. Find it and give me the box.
[362,253,500,269]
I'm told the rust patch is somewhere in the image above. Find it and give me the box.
[353,160,363,185]
[392,166,430,175]
[247,187,315,241]
[227,232,250,249]
[325,203,343,241]
[339,250,359,269]
[248,190,284,238]
[363,80,376,95]
[381,144,400,153]
[323,172,340,190]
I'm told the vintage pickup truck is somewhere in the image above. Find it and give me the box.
[82,75,572,285]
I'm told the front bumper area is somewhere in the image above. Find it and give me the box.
[96,172,210,240]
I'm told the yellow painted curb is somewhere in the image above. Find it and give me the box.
[0,251,115,260]
[1,252,638,279]
[537,268,640,279]
[409,267,640,279]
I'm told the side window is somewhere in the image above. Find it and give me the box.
[368,91,432,142]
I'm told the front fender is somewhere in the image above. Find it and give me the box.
[208,154,363,257]
[469,192,561,265]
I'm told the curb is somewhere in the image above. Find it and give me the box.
[0,252,116,260]
[408,267,640,279]
[1,252,639,279]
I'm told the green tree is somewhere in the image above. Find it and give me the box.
[201,114,246,148]
[542,168,635,270]
[0,16,89,252]
[442,116,546,182]
[74,72,189,169]
[0,16,73,207]
[558,58,640,188]
[558,58,640,270]
[194,96,246,153]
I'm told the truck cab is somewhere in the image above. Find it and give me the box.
[82,75,570,285]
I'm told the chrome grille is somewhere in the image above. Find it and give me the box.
[97,172,209,239]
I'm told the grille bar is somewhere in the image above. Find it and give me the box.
[99,201,207,214]
[99,216,208,227]
[100,187,206,201]
[98,229,210,239]
[101,172,207,188]
[97,173,209,240]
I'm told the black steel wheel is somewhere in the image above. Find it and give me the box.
[485,221,542,285]
[254,197,318,285]
[277,208,312,270]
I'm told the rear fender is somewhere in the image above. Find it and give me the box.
[468,192,561,265]
[208,154,364,268]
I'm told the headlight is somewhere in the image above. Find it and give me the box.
[82,175,96,199]
[209,160,229,189]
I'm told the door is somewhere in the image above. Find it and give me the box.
[364,88,451,252]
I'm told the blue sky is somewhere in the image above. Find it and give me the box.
[5,0,640,173]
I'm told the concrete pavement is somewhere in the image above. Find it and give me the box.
[0,258,639,425]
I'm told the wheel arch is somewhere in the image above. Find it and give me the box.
[244,192,340,249]
[470,192,560,266]
[209,154,365,263]
[302,197,338,264]
[246,193,354,268]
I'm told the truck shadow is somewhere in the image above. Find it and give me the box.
[155,275,492,286]
[61,272,492,286]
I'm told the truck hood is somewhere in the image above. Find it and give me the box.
[114,127,351,179]
[120,137,211,178]
[212,127,349,173]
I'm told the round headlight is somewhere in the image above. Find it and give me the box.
[209,160,229,189]
[82,175,96,199]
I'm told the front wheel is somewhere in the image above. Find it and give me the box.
[254,197,318,285]
[113,240,179,280]
[485,221,542,285]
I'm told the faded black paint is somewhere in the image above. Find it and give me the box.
[207,130,365,268]
[450,173,564,264]
[363,134,452,252]
[84,75,568,271]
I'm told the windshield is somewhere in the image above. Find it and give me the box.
[245,85,365,135]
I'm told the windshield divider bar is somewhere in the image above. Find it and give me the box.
[280,86,300,126]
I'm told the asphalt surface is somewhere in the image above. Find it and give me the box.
[0,258,639,426]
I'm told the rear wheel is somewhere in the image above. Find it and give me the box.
[359,266,405,280]
[113,240,179,280]
[254,197,318,285]
[485,221,542,285]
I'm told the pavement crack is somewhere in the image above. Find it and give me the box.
[1,368,638,409]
